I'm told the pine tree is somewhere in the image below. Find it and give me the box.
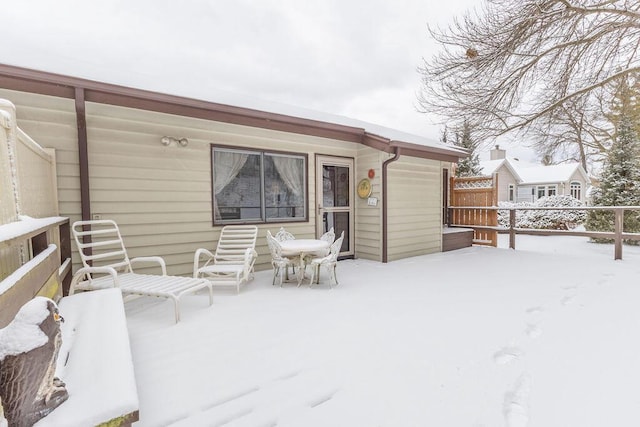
[586,115,640,243]
[452,121,482,177]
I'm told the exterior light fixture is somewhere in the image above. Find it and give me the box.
[161,136,189,147]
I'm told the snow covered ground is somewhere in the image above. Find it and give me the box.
[121,235,640,426]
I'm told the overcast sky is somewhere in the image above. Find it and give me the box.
[1,0,534,161]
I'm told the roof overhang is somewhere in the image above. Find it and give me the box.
[0,63,467,162]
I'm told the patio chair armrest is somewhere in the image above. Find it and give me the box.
[193,248,215,278]
[130,256,167,275]
[70,266,119,295]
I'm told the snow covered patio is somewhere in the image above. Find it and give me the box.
[122,235,640,426]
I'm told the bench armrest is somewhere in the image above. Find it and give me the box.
[70,266,119,295]
[193,248,215,278]
[130,256,167,275]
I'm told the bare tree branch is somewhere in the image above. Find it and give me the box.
[418,0,640,145]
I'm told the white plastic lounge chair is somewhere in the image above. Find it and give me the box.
[70,220,212,323]
[308,231,345,287]
[193,225,258,294]
[266,230,295,286]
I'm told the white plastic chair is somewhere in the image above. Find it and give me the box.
[275,227,295,242]
[193,225,258,294]
[71,220,211,323]
[308,231,344,287]
[266,230,295,287]
[320,227,335,246]
[274,226,296,276]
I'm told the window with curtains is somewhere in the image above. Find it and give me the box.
[211,147,307,224]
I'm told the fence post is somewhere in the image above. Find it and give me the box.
[614,208,623,260]
[509,208,516,249]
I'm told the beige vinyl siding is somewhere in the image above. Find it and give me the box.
[386,156,442,261]
[0,89,365,276]
[355,147,382,261]
[26,94,369,276]
[84,102,363,276]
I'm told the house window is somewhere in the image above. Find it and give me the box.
[508,184,515,202]
[570,181,581,200]
[536,185,557,199]
[212,147,307,224]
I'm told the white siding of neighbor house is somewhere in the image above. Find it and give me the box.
[355,147,383,261]
[517,186,536,203]
[565,169,588,202]
[0,88,371,276]
[495,164,518,203]
[517,170,588,203]
[385,156,442,262]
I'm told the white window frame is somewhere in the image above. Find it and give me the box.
[570,181,581,200]
[508,184,515,202]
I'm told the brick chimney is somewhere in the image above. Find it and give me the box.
[490,144,506,160]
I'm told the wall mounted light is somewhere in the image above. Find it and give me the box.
[161,136,189,147]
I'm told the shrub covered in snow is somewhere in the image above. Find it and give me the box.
[498,195,586,230]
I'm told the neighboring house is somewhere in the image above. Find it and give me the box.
[480,146,591,204]
[0,64,467,275]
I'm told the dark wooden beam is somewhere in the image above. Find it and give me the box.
[75,87,90,222]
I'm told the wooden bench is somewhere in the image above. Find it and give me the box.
[35,288,139,427]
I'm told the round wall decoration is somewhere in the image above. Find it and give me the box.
[357,178,372,198]
[368,168,375,179]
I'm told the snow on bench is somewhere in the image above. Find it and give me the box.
[35,288,139,427]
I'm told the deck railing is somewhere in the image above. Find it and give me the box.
[448,206,640,260]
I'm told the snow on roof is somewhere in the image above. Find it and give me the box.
[479,159,506,176]
[516,163,582,184]
[479,157,586,184]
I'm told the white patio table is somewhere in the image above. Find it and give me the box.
[279,239,330,286]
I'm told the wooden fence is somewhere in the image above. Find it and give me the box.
[449,174,498,246]
[447,205,640,260]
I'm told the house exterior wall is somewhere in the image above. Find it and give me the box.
[517,169,588,203]
[386,156,442,262]
[564,169,588,202]
[355,147,383,261]
[495,164,518,202]
[517,185,536,203]
[1,87,455,274]
[1,88,401,275]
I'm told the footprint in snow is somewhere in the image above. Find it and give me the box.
[503,374,531,427]
[493,347,523,365]
[561,295,575,306]
[525,324,542,339]
[526,306,544,315]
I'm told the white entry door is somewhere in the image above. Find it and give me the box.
[315,155,354,257]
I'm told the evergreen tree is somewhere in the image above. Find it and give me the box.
[586,115,640,244]
[452,121,482,177]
